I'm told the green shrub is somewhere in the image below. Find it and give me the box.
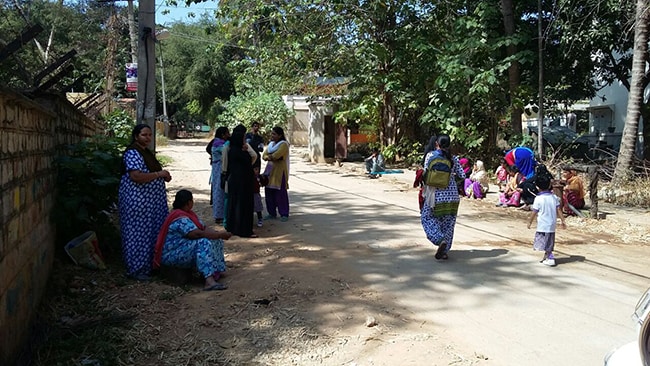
[55,135,126,249]
[382,139,423,167]
[156,132,169,147]
[103,110,136,139]
[157,154,172,167]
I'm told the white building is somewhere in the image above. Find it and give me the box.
[587,51,648,157]
[282,95,347,163]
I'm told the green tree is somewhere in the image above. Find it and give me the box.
[160,20,236,122]
[0,0,131,92]
[216,90,291,133]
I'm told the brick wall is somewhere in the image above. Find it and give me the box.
[0,88,104,364]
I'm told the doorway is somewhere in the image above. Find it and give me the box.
[324,115,335,158]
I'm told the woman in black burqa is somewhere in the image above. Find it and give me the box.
[225,125,257,238]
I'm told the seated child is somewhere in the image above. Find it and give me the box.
[495,158,508,191]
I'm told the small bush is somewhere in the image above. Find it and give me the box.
[55,135,126,250]
[383,139,423,167]
[157,154,173,167]
[103,110,135,139]
[156,133,169,147]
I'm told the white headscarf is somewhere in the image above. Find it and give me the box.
[470,160,489,187]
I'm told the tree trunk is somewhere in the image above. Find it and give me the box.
[613,0,649,181]
[104,12,119,114]
[500,0,522,135]
[641,105,650,161]
[375,4,398,147]
[380,89,397,146]
[127,0,138,63]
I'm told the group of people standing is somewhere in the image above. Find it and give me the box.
[118,122,291,290]
[208,122,291,237]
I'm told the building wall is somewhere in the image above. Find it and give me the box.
[283,95,338,163]
[283,96,309,147]
[0,88,102,364]
[589,78,647,155]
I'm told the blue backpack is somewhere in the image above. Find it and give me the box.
[424,156,452,188]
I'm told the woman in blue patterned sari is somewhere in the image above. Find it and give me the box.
[154,190,232,291]
[119,124,172,280]
[420,134,466,260]
[210,127,230,224]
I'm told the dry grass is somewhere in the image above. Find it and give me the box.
[27,253,347,366]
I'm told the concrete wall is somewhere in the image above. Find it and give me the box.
[282,95,338,163]
[283,95,309,147]
[0,88,103,364]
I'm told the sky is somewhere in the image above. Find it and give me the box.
[150,1,219,26]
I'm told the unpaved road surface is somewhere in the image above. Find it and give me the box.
[114,138,650,366]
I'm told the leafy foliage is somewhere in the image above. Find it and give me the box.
[160,20,237,123]
[382,139,424,167]
[216,91,292,133]
[55,135,125,247]
[103,109,136,139]
[0,0,131,92]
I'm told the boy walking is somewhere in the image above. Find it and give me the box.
[527,175,566,266]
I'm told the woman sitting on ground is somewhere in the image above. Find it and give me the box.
[497,165,523,207]
[517,164,553,210]
[153,189,232,291]
[562,168,586,215]
[463,160,489,199]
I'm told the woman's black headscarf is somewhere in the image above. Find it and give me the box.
[121,124,162,175]
[422,135,438,166]
[230,124,246,150]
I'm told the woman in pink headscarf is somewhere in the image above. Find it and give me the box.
[457,158,471,196]
[459,158,471,175]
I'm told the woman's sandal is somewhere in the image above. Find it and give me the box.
[203,282,227,291]
[435,241,447,260]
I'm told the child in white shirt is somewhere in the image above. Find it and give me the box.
[527,175,566,266]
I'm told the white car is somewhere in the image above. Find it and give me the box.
[604,288,650,366]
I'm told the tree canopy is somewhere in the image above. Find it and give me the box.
[1,0,647,166]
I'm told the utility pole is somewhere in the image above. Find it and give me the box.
[127,0,137,64]
[159,42,168,136]
[137,0,156,151]
[537,0,544,160]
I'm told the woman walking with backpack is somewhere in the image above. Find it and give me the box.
[421,134,465,260]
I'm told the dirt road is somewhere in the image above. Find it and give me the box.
[142,138,650,366]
